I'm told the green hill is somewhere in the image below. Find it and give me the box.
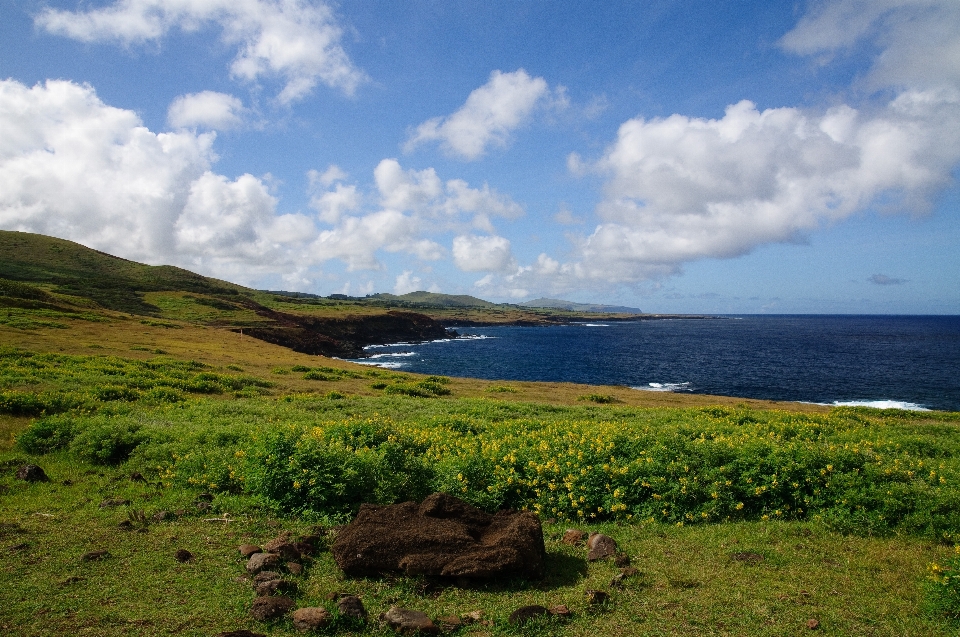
[0,231,249,315]
[369,291,501,308]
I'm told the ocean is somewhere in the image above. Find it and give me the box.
[349,315,960,412]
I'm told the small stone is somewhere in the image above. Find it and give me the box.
[246,552,281,574]
[460,610,483,624]
[249,595,294,621]
[437,615,461,631]
[293,541,315,557]
[81,549,109,561]
[587,533,618,561]
[253,571,281,585]
[561,529,586,546]
[152,511,170,522]
[614,552,631,567]
[239,544,262,557]
[16,464,49,482]
[379,607,440,634]
[255,579,297,597]
[117,520,133,531]
[62,479,73,486]
[549,605,572,618]
[323,591,342,601]
[215,631,267,637]
[292,607,332,632]
[195,492,213,502]
[508,605,549,625]
[620,566,640,578]
[99,497,130,508]
[585,589,609,605]
[267,542,300,561]
[337,595,368,621]
[806,619,820,630]
[175,549,193,562]
[195,501,211,512]
[129,471,146,482]
[263,533,293,552]
[610,573,626,588]
[286,561,304,576]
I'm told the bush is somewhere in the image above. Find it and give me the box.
[16,416,77,453]
[926,546,960,621]
[69,418,148,464]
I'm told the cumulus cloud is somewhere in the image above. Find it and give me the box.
[36,0,365,103]
[452,235,515,272]
[168,91,246,129]
[489,0,960,295]
[780,0,960,91]
[0,79,526,290]
[393,270,422,295]
[405,69,559,160]
[0,79,318,284]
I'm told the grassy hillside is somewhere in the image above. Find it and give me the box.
[3,230,960,635]
[0,230,249,315]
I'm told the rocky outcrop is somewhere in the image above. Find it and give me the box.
[331,493,545,581]
[239,310,454,358]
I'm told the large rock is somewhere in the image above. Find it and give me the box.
[291,607,332,632]
[250,595,293,621]
[332,493,545,580]
[16,464,49,482]
[379,607,440,634]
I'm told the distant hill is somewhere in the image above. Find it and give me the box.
[369,292,500,308]
[520,297,643,314]
[0,230,248,315]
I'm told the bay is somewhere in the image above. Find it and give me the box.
[352,315,960,412]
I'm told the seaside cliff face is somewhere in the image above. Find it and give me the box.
[239,310,454,358]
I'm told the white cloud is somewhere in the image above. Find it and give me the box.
[0,78,315,284]
[452,234,515,272]
[36,0,365,103]
[168,91,246,129]
[780,0,960,91]
[487,0,960,295]
[0,79,527,292]
[405,69,556,160]
[393,270,422,295]
[310,183,360,224]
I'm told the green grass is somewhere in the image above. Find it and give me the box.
[2,346,960,635]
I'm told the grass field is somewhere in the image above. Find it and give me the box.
[3,231,960,635]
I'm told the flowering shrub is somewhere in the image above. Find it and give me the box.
[926,546,960,621]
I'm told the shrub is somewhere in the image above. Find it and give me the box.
[926,546,960,621]
[577,394,619,404]
[16,416,77,453]
[291,365,311,372]
[69,418,148,464]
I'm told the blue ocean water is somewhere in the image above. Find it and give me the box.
[351,315,960,412]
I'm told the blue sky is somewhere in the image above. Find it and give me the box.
[1,0,959,313]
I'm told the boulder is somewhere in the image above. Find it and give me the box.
[253,571,281,585]
[249,595,293,621]
[254,578,297,597]
[508,605,549,625]
[332,493,545,580]
[337,595,368,620]
[379,607,440,634]
[586,533,618,561]
[246,552,280,574]
[16,464,49,482]
[239,544,262,557]
[561,529,585,545]
[291,607,332,632]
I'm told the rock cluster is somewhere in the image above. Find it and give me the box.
[332,492,546,580]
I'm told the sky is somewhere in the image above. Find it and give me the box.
[1,0,959,314]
